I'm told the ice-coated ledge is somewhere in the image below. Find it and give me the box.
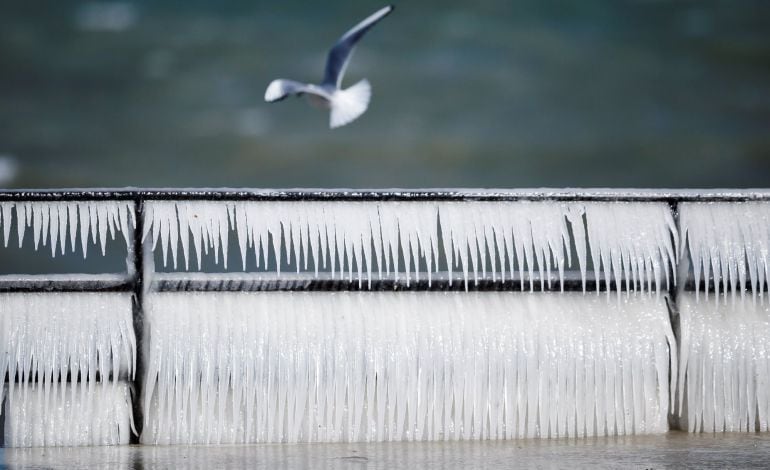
[0,187,769,201]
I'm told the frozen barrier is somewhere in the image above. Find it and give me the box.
[142,292,675,444]
[0,201,134,257]
[0,292,136,447]
[2,189,770,450]
[3,383,133,447]
[144,200,677,294]
[680,201,770,300]
[0,293,136,410]
[677,294,770,433]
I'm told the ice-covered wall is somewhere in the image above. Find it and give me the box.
[142,292,675,444]
[3,383,133,447]
[144,201,677,293]
[0,292,136,446]
[677,294,770,433]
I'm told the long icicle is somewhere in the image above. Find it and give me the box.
[142,291,673,444]
[142,200,676,294]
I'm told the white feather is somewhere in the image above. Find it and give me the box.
[264,80,287,102]
[329,79,371,129]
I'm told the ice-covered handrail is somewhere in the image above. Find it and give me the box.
[144,201,440,287]
[144,200,677,294]
[0,201,134,257]
[680,202,770,300]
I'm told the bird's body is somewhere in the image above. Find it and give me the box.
[264,6,394,129]
[305,88,332,109]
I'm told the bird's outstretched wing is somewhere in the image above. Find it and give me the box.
[321,5,394,88]
[264,79,329,102]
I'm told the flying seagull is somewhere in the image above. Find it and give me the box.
[264,5,394,129]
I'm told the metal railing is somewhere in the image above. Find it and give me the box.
[2,188,769,442]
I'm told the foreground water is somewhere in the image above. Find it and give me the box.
[4,433,770,469]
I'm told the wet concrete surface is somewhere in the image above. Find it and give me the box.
[3,432,770,469]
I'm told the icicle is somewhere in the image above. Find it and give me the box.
[566,205,588,292]
[32,203,44,250]
[57,204,68,255]
[0,292,135,445]
[3,383,133,447]
[141,291,673,444]
[1,201,12,246]
[0,201,134,259]
[583,202,677,295]
[678,293,770,432]
[681,202,770,302]
[438,201,580,291]
[48,203,59,257]
[144,201,440,284]
[79,202,91,257]
[141,200,675,294]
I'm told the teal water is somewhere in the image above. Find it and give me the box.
[0,0,769,189]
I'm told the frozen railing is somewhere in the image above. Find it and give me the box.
[1,188,770,445]
[4,188,767,291]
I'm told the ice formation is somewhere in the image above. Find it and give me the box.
[680,202,770,300]
[583,202,677,294]
[3,383,133,447]
[143,200,677,293]
[0,200,134,257]
[143,201,439,287]
[142,291,675,444]
[0,293,136,418]
[677,293,770,432]
[437,202,578,289]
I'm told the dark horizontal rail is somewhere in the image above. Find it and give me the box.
[682,279,770,294]
[150,270,671,292]
[0,275,134,293]
[0,188,769,202]
[153,277,665,293]
[0,275,759,294]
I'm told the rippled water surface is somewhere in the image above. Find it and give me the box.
[5,433,770,469]
[0,0,769,188]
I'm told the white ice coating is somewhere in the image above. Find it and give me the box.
[0,293,136,419]
[0,201,134,257]
[142,292,675,444]
[437,202,577,289]
[677,294,770,433]
[3,383,133,447]
[680,202,770,300]
[584,202,678,295]
[143,200,677,293]
[144,201,440,287]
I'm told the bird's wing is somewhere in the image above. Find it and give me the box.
[329,79,371,128]
[321,5,394,88]
[264,79,329,102]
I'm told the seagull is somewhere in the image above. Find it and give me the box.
[264,5,394,129]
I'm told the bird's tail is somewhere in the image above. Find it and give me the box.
[329,79,371,129]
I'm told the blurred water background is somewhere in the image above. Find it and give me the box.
[0,0,769,189]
